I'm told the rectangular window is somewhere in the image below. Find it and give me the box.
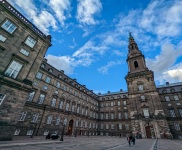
[14,129,20,135]
[45,76,51,83]
[26,130,33,135]
[46,115,52,124]
[119,123,122,130]
[118,112,122,119]
[25,36,36,48]
[106,113,109,119]
[106,124,109,129]
[55,117,60,125]
[59,101,64,109]
[111,124,114,129]
[101,124,103,129]
[123,101,126,105]
[72,105,75,112]
[179,109,182,117]
[100,113,103,120]
[66,103,69,111]
[111,102,114,106]
[19,48,29,56]
[18,111,27,121]
[165,96,170,101]
[51,98,56,107]
[125,124,129,130]
[0,93,6,105]
[76,120,78,127]
[124,112,128,119]
[77,106,80,113]
[174,123,181,131]
[36,72,42,79]
[0,34,7,42]
[143,109,149,118]
[174,95,179,101]
[31,113,39,123]
[56,81,61,88]
[85,109,88,116]
[27,92,35,102]
[1,19,17,33]
[111,113,114,119]
[5,60,23,78]
[37,94,45,104]
[118,101,120,106]
[169,110,176,117]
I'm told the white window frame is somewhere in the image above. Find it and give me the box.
[119,123,122,130]
[18,111,27,121]
[138,84,143,91]
[27,91,35,102]
[0,93,6,105]
[66,103,69,111]
[51,98,57,107]
[31,113,39,123]
[118,112,121,119]
[56,81,61,88]
[59,101,64,109]
[143,109,149,118]
[0,34,7,42]
[5,60,23,79]
[37,94,45,104]
[77,106,80,113]
[165,96,170,101]
[169,109,176,117]
[36,72,42,79]
[46,115,52,124]
[174,123,181,131]
[45,76,51,83]
[19,48,29,56]
[174,95,179,101]
[55,117,60,125]
[1,19,17,33]
[111,102,114,107]
[118,101,120,106]
[14,129,20,135]
[124,112,128,119]
[25,36,36,48]
[106,113,109,119]
[26,130,33,135]
[72,105,75,112]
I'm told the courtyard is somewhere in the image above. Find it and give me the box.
[0,136,182,150]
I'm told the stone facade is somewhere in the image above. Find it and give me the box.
[0,1,182,141]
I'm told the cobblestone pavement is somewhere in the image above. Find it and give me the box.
[0,136,182,150]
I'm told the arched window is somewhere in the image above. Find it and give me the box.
[134,61,138,68]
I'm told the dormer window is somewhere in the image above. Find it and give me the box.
[48,69,53,73]
[58,75,62,78]
[41,64,45,68]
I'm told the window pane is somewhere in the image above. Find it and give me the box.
[1,20,17,33]
[5,60,23,78]
[0,93,6,105]
[36,72,42,79]
[25,36,36,48]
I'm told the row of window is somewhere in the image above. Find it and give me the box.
[100,101,126,107]
[165,95,180,101]
[100,123,129,130]
[1,19,37,48]
[169,109,182,118]
[35,72,98,106]
[100,112,128,120]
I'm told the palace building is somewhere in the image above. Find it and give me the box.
[0,0,182,140]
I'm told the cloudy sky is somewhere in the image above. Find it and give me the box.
[8,0,182,94]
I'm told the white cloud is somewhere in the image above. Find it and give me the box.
[146,42,182,74]
[49,0,71,25]
[7,0,58,34]
[76,0,102,25]
[98,61,123,74]
[113,50,123,56]
[46,55,74,74]
[156,63,182,84]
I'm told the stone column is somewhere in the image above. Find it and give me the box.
[154,121,160,138]
[139,120,146,138]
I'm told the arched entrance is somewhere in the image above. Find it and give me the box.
[145,124,155,138]
[68,119,74,135]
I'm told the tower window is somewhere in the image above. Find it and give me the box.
[134,61,138,68]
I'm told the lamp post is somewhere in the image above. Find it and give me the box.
[60,119,66,141]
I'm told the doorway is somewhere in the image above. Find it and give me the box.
[145,126,151,138]
[68,119,74,135]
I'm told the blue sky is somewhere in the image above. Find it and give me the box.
[8,0,182,94]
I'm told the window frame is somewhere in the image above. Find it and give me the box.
[1,19,17,34]
[24,36,37,48]
[0,93,6,105]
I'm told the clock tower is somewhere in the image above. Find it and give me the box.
[125,33,170,138]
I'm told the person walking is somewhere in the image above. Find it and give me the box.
[127,135,132,146]
[132,135,135,145]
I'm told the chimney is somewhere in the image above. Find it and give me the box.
[60,70,64,73]
[108,91,110,94]
[120,89,123,92]
[98,93,101,95]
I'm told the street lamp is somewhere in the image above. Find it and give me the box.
[60,119,67,141]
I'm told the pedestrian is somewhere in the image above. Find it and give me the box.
[132,135,135,145]
[127,135,132,146]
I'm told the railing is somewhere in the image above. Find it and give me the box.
[0,0,47,39]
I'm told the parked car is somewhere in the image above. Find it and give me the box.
[46,133,59,140]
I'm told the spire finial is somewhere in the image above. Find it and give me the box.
[129,32,133,39]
